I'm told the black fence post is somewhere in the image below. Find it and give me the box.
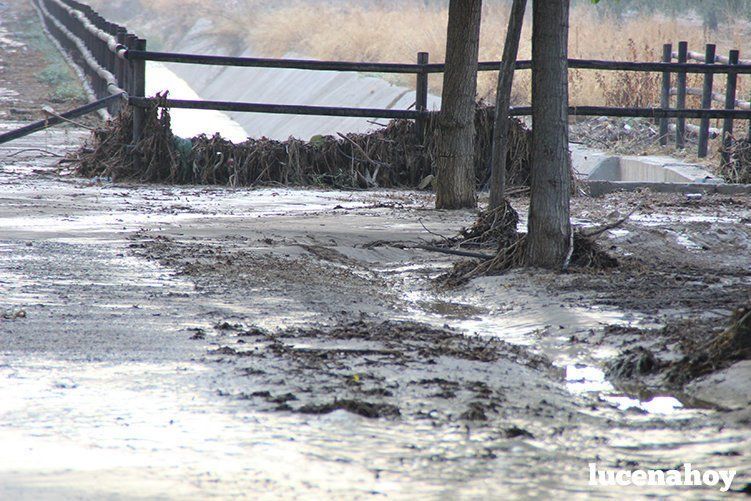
[659,43,672,146]
[698,43,716,158]
[117,29,128,94]
[131,38,147,170]
[676,41,688,149]
[126,34,139,96]
[415,51,429,144]
[96,15,107,98]
[722,50,739,167]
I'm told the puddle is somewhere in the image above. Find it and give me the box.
[0,88,19,102]
[415,299,488,318]
[673,231,704,251]
[566,364,685,415]
[608,228,630,238]
[632,213,737,225]
[398,270,697,420]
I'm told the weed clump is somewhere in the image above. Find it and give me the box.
[71,100,532,190]
[667,304,751,385]
[720,138,751,184]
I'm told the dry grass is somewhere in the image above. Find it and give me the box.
[196,2,750,107]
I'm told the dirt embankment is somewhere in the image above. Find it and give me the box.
[0,0,87,122]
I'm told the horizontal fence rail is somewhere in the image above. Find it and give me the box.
[124,49,751,75]
[125,50,431,74]
[131,98,751,121]
[129,97,425,120]
[0,93,126,145]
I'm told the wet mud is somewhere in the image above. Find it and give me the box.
[3,0,750,496]
[203,319,563,424]
[113,184,751,497]
[3,138,751,497]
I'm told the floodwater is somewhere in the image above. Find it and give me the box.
[1,128,749,499]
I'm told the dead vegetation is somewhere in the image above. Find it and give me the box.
[667,304,751,386]
[593,40,663,109]
[71,99,531,190]
[720,138,751,184]
[74,95,177,181]
[439,231,618,287]
[449,200,519,249]
[604,305,751,391]
[203,319,558,421]
[436,201,619,287]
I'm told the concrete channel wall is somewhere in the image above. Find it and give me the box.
[571,144,751,195]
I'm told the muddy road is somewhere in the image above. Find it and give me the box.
[1,0,749,497]
[0,120,750,499]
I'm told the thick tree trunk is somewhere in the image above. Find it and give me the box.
[489,0,527,209]
[525,0,571,268]
[434,0,482,210]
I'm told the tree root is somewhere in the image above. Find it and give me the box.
[438,229,618,287]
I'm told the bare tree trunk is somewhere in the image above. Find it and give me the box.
[525,0,571,268]
[489,0,527,209]
[435,0,482,210]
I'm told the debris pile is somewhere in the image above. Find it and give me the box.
[720,138,751,184]
[570,116,665,154]
[437,204,621,287]
[71,97,532,190]
[448,200,519,249]
[667,304,751,385]
[439,230,617,287]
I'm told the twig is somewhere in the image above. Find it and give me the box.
[337,132,391,170]
[417,245,494,260]
[1,148,63,157]
[504,186,530,196]
[581,206,639,239]
[418,218,452,245]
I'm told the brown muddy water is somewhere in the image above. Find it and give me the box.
[0,125,749,499]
